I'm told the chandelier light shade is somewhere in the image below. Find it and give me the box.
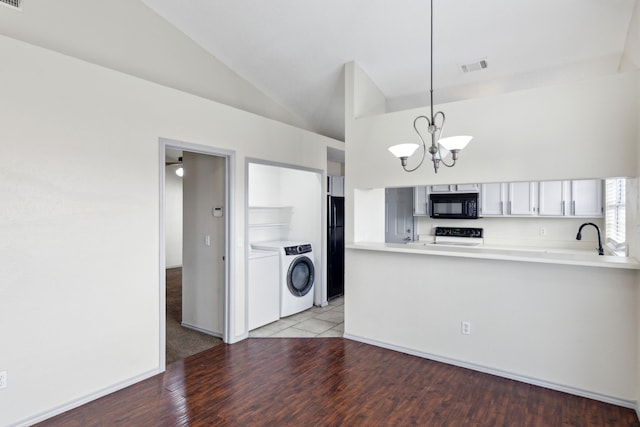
[388,143,420,167]
[438,135,473,152]
[388,0,473,173]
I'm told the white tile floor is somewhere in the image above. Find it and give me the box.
[249,296,344,338]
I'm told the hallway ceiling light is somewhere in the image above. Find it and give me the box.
[166,156,184,177]
[388,0,472,174]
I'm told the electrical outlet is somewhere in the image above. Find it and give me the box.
[539,227,547,236]
[461,321,471,335]
[0,371,7,389]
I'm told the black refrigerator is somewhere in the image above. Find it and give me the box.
[327,195,345,300]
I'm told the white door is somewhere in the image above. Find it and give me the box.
[386,187,414,243]
[182,152,226,336]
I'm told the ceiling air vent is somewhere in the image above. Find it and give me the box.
[0,0,22,10]
[460,59,488,74]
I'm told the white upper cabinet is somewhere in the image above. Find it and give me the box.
[453,183,480,192]
[430,184,453,193]
[480,182,536,216]
[538,179,602,217]
[508,182,537,215]
[328,176,344,196]
[480,183,505,216]
[538,181,569,216]
[430,184,479,193]
[572,179,603,217]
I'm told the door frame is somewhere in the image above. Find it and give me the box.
[159,138,236,370]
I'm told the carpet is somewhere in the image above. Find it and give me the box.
[166,267,223,365]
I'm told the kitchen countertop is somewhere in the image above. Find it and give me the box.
[346,242,640,270]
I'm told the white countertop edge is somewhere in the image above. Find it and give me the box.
[346,242,640,270]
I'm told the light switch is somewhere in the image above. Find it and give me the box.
[205,235,211,246]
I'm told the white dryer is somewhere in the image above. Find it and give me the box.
[251,241,315,317]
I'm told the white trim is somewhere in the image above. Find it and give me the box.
[158,143,168,370]
[12,369,161,427]
[181,322,223,338]
[343,333,637,410]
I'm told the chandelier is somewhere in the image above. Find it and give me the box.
[388,0,472,173]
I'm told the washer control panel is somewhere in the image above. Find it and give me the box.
[284,244,313,255]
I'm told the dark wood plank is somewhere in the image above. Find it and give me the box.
[36,338,640,426]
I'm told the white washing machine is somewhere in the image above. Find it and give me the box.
[251,241,315,317]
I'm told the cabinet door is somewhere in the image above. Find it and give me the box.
[508,182,537,215]
[329,176,344,197]
[480,183,505,216]
[538,181,568,216]
[571,179,603,217]
[430,184,452,192]
[454,183,479,192]
[413,186,428,216]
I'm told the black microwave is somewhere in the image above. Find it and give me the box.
[429,193,479,219]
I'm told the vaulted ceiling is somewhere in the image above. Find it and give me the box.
[142,0,638,141]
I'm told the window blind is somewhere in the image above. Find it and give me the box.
[605,178,625,255]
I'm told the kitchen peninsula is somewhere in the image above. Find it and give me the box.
[345,241,638,408]
[347,241,640,270]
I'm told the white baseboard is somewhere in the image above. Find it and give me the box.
[181,321,223,338]
[343,333,637,410]
[13,368,162,427]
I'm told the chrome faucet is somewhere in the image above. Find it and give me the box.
[576,222,604,256]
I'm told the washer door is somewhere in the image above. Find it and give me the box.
[287,255,315,297]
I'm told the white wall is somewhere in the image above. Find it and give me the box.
[344,62,640,404]
[415,216,605,251]
[182,152,225,336]
[247,163,322,250]
[347,66,638,195]
[0,0,308,132]
[165,165,183,268]
[327,160,344,177]
[248,163,283,207]
[0,34,339,425]
[346,249,638,402]
[281,168,322,248]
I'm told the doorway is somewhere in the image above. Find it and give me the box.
[160,139,234,368]
[246,161,323,329]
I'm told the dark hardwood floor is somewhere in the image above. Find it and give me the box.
[38,338,639,426]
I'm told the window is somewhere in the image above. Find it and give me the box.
[605,178,626,256]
